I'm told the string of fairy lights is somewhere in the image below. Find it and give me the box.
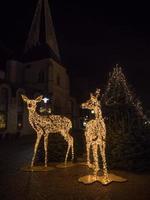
[22,90,127,184]
[103,65,146,120]
[22,95,74,167]
[81,89,110,184]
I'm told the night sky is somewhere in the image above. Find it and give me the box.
[0,1,150,107]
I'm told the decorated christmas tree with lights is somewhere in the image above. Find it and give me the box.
[102,65,150,170]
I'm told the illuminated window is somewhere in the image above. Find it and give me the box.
[0,112,7,130]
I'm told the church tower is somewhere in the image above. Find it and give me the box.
[0,0,77,136]
[22,0,72,116]
[24,0,60,61]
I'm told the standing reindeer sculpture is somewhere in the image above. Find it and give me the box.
[22,95,74,168]
[81,89,110,184]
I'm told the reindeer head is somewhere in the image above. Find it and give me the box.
[21,95,43,112]
[81,89,101,111]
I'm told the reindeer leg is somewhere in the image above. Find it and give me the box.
[86,141,91,168]
[44,134,49,167]
[64,130,74,164]
[70,136,74,162]
[99,141,109,181]
[65,140,70,165]
[92,143,99,176]
[31,134,42,167]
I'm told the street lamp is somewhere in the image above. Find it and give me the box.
[42,97,49,104]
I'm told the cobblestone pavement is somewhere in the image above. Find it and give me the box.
[0,136,150,200]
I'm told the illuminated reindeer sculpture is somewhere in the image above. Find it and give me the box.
[81,89,110,183]
[22,95,74,168]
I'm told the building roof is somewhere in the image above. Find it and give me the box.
[20,43,60,63]
[24,0,61,63]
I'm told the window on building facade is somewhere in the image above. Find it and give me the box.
[0,112,7,130]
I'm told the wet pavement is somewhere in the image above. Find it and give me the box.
[0,136,150,200]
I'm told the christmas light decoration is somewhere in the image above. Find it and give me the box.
[22,95,74,168]
[79,89,127,185]
[103,65,145,118]
[102,65,149,170]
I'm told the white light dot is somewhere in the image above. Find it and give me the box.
[43,97,49,103]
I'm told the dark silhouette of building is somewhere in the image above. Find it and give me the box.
[0,0,79,136]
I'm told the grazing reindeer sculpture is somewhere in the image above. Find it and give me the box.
[22,95,74,168]
[81,89,109,183]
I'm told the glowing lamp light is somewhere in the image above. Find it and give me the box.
[18,123,22,127]
[83,122,87,126]
[145,120,150,125]
[91,110,95,114]
[42,97,49,103]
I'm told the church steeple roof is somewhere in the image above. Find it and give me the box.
[24,0,60,61]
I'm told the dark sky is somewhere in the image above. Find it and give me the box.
[0,1,150,107]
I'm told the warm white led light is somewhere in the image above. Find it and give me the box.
[91,110,95,114]
[81,89,109,183]
[104,66,145,118]
[83,122,87,126]
[22,95,74,167]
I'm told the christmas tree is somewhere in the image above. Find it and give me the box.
[102,65,150,170]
